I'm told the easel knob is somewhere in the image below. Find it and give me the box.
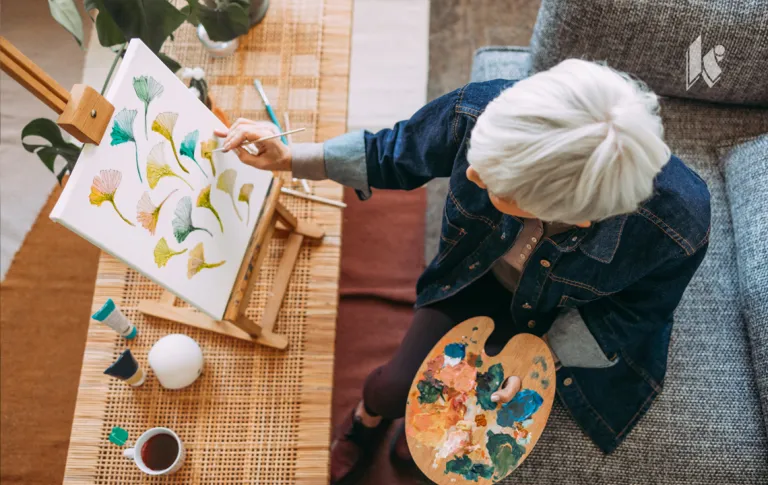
[57,84,114,144]
[0,36,113,145]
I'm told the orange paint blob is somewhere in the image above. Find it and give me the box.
[475,414,487,427]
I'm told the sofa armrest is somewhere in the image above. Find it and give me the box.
[723,133,768,430]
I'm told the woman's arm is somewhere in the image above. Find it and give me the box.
[214,88,465,198]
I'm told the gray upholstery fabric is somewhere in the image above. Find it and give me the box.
[529,0,768,107]
[722,134,768,432]
[447,48,768,484]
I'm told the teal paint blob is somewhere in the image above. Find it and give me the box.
[476,363,504,410]
[486,431,526,478]
[530,371,539,379]
[533,355,548,371]
[444,455,494,481]
[497,389,543,427]
[541,379,550,389]
[444,343,466,360]
[475,355,483,368]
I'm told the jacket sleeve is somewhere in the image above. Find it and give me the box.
[292,87,464,199]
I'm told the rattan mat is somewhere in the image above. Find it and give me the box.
[62,1,351,482]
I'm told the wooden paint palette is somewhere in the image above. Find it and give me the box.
[405,317,555,484]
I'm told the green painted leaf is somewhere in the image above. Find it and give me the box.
[48,0,85,47]
[198,1,250,42]
[21,118,81,183]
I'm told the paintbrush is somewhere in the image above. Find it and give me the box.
[253,79,288,145]
[212,128,306,153]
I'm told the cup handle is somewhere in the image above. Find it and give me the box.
[123,448,135,460]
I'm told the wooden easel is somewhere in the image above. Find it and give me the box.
[0,36,324,350]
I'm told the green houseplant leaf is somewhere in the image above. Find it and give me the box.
[197,0,250,42]
[84,0,184,72]
[48,0,85,47]
[84,0,126,47]
[102,0,187,53]
[21,118,82,183]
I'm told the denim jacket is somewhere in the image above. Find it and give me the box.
[293,79,711,453]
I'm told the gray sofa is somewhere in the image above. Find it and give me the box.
[425,1,768,483]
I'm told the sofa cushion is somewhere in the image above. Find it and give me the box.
[463,47,768,484]
[722,134,768,432]
[529,0,768,107]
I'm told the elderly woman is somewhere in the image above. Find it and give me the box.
[215,59,710,484]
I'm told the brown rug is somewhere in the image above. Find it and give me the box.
[332,186,428,485]
[0,185,100,484]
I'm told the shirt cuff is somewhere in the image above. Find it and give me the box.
[324,130,371,199]
[547,309,620,369]
[291,143,326,180]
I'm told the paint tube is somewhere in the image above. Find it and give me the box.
[92,298,137,339]
[104,349,146,387]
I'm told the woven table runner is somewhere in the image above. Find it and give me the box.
[62,1,351,482]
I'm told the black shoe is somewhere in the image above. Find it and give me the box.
[330,406,390,484]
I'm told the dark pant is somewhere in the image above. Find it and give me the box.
[363,273,519,418]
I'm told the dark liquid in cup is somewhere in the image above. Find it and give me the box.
[141,433,179,471]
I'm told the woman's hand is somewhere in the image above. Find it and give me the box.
[490,375,522,404]
[213,119,291,172]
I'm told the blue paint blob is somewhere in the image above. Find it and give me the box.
[497,389,544,427]
[444,343,466,360]
[541,379,549,389]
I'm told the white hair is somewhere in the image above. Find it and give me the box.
[467,59,671,224]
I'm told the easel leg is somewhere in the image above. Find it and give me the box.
[260,232,304,335]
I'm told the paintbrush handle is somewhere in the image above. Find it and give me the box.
[264,104,288,145]
[281,187,347,208]
[213,128,305,152]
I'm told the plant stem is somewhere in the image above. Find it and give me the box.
[111,200,135,226]
[101,43,127,95]
[230,195,242,221]
[177,174,193,190]
[194,226,213,237]
[134,143,142,183]
[171,140,189,173]
[203,260,225,270]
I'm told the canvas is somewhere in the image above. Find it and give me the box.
[51,39,273,320]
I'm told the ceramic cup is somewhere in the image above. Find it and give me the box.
[123,427,185,475]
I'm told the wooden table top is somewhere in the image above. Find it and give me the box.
[62,1,352,483]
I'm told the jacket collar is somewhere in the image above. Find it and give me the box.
[576,214,628,264]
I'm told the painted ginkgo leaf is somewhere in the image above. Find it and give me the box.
[172,196,213,243]
[136,189,178,235]
[109,108,142,182]
[187,242,225,279]
[146,142,192,190]
[154,237,187,268]
[238,183,254,224]
[196,185,223,232]
[151,112,189,174]
[200,138,218,177]
[133,75,163,139]
[89,169,134,226]
[179,129,205,176]
[216,169,242,221]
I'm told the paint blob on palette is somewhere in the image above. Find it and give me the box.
[405,317,556,485]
